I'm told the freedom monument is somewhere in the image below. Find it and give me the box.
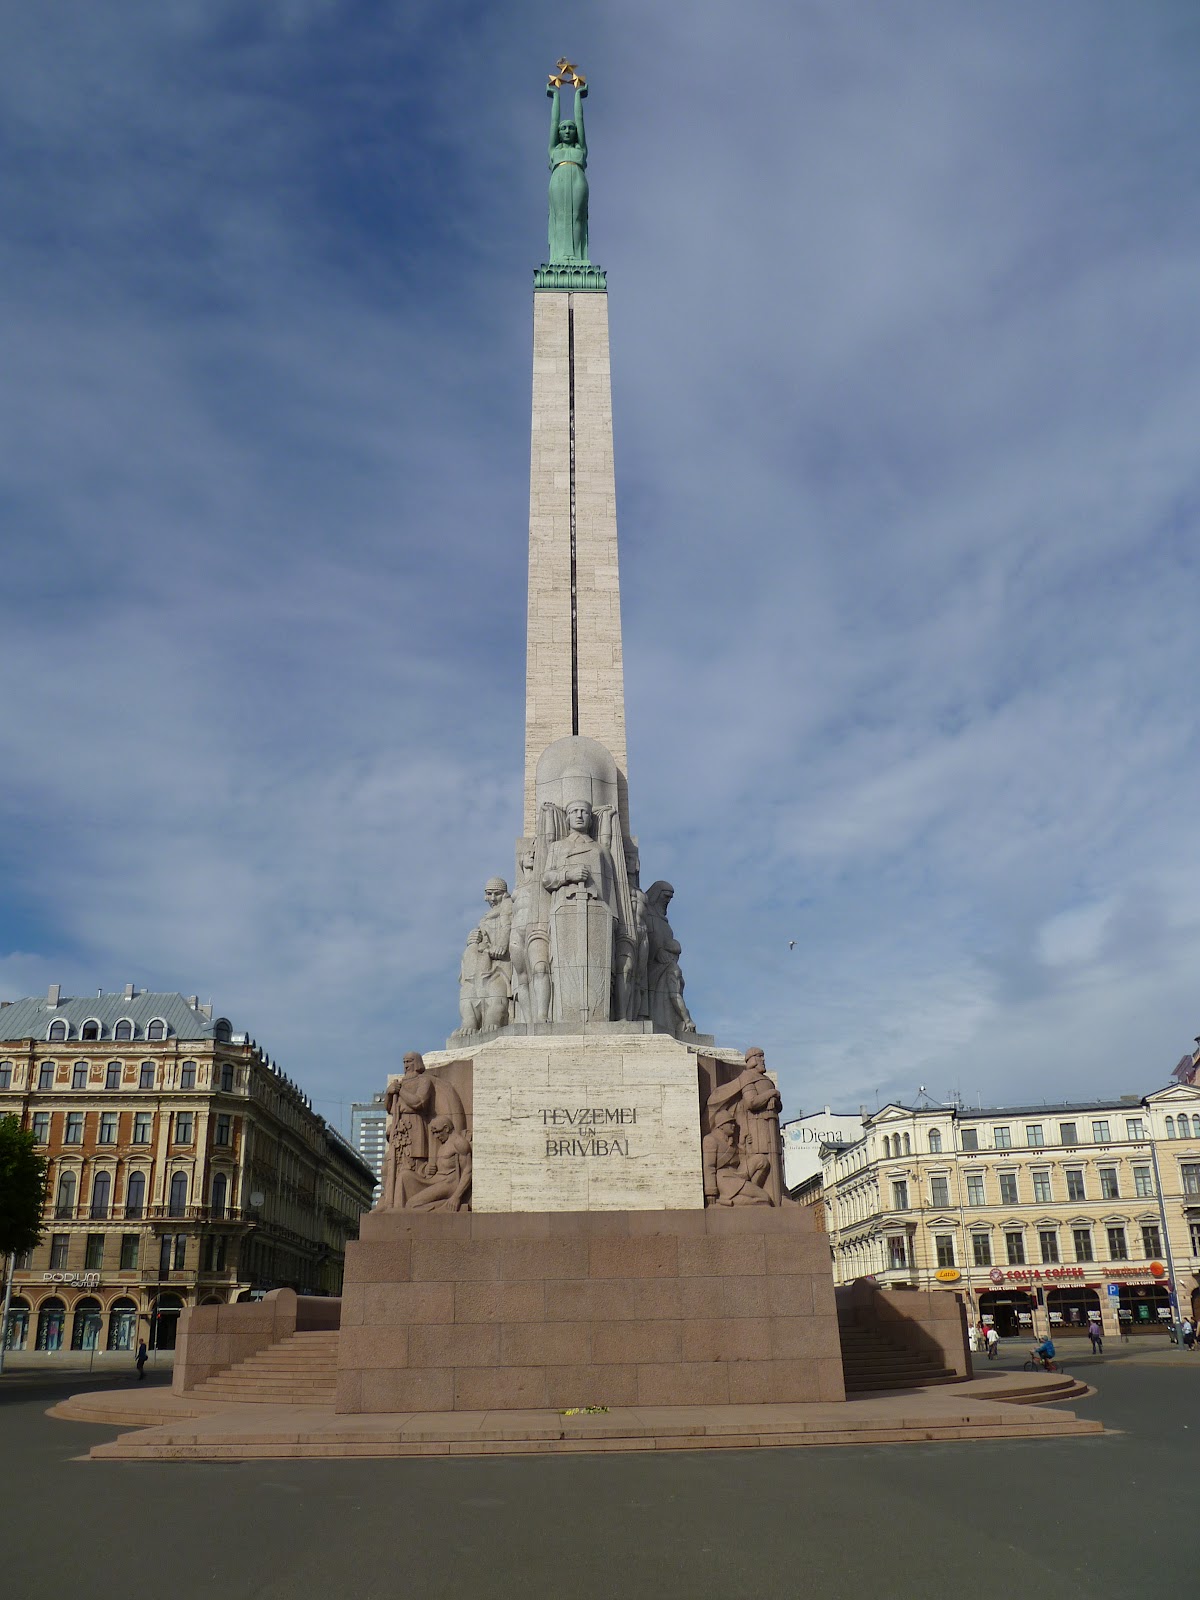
[331,63,844,1412]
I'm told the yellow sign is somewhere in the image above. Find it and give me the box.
[935,1268,961,1283]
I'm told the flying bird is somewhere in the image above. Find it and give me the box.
[788,940,796,950]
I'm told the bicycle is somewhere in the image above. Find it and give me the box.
[1022,1354,1064,1374]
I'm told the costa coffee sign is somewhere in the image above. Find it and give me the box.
[988,1267,1086,1284]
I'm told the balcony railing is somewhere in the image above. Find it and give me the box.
[45,1203,253,1225]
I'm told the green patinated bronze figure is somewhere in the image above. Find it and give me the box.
[546,64,589,265]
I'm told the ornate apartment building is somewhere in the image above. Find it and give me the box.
[821,1082,1200,1340]
[0,985,375,1355]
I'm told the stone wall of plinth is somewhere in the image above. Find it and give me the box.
[335,1202,844,1414]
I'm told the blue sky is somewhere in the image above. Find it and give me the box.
[3,1,1199,1129]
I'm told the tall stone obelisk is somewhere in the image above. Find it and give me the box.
[523,150,627,835]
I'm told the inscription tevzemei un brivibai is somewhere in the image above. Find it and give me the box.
[542,1105,636,1157]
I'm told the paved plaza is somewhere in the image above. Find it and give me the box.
[2,1346,1195,1600]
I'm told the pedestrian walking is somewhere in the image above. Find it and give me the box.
[135,1339,148,1381]
[985,1324,1000,1360]
[1183,1318,1195,1352]
[1087,1317,1103,1355]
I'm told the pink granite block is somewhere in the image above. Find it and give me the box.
[500,1320,592,1367]
[454,1280,546,1323]
[453,1365,549,1411]
[682,1317,772,1363]
[765,1234,833,1276]
[590,1319,682,1365]
[727,1359,822,1405]
[338,1325,410,1370]
[636,1361,731,1407]
[588,1236,679,1279]
[679,1275,770,1320]
[361,1367,454,1413]
[768,1276,819,1317]
[334,1371,362,1413]
[409,1322,501,1368]
[363,1282,454,1324]
[544,1363,638,1409]
[339,1283,366,1328]
[555,1277,684,1322]
[409,1240,501,1284]
[345,1239,413,1284]
[769,1316,842,1361]
[471,1212,552,1240]
[549,1210,632,1237]
[678,1235,767,1278]
[493,1238,589,1281]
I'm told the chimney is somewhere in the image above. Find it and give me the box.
[124,982,136,1000]
[47,983,61,1007]
[199,1002,213,1020]
[187,995,198,1010]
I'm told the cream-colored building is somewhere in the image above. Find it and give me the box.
[0,985,375,1355]
[822,1083,1200,1339]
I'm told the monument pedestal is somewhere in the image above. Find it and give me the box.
[335,1201,844,1414]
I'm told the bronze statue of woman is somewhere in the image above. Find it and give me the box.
[546,79,589,264]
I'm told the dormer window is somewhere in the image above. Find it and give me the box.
[145,1019,166,1042]
[47,1019,68,1042]
[113,1020,133,1042]
[81,1020,101,1041]
[212,1019,232,1044]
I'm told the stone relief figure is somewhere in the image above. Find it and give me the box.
[540,797,632,1022]
[510,841,551,1024]
[546,73,589,264]
[705,1047,783,1206]
[644,881,696,1036]
[398,1116,473,1211]
[454,879,514,1037]
[380,1052,469,1210]
[620,840,650,1022]
[702,1104,772,1207]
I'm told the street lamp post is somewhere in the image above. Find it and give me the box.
[0,1253,15,1375]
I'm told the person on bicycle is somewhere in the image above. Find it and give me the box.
[1031,1335,1056,1370]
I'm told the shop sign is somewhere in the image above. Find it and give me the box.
[1100,1263,1166,1281]
[994,1267,1086,1284]
[41,1270,100,1289]
[934,1268,961,1283]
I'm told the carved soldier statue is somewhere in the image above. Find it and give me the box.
[381,1052,468,1210]
[704,1047,783,1206]
[455,878,515,1036]
[644,881,696,1036]
[510,842,551,1023]
[702,1104,772,1207]
[398,1116,473,1212]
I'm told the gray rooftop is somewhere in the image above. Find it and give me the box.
[0,989,231,1045]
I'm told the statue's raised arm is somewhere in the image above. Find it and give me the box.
[545,62,590,265]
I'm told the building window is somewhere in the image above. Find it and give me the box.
[211,1172,228,1218]
[960,1128,978,1152]
[55,1172,76,1218]
[0,1063,11,1090]
[935,1235,955,1268]
[1133,1166,1153,1198]
[1141,1224,1162,1259]
[1038,1230,1060,1264]
[139,1063,155,1089]
[215,1114,231,1147]
[173,1235,187,1270]
[47,1020,68,1042]
[113,1020,133,1041]
[887,1236,909,1271]
[1126,1117,1145,1140]
[998,1172,1018,1205]
[1073,1228,1094,1263]
[965,1172,985,1205]
[72,1062,88,1089]
[119,1234,139,1270]
[891,1181,909,1211]
[1005,1231,1025,1266]
[180,1062,196,1090]
[1179,1115,1192,1138]
[1107,1227,1128,1261]
[930,1176,950,1207]
[98,1111,118,1145]
[1092,1120,1111,1142]
[84,1234,104,1270]
[31,1112,50,1144]
[64,1112,84,1144]
[882,1137,891,1158]
[168,1172,188,1217]
[133,1112,152,1144]
[1032,1170,1052,1203]
[902,1133,912,1156]
[972,1234,992,1267]
[993,1126,1012,1149]
[174,1112,194,1145]
[1026,1124,1044,1147]
[159,1235,172,1277]
[38,1063,55,1089]
[1182,1163,1200,1197]
[1065,1168,1086,1201]
[1059,1122,1078,1145]
[125,1171,146,1218]
[1099,1166,1119,1200]
[1167,1116,1177,1138]
[81,1021,100,1041]
[50,1234,69,1270]
[105,1063,121,1089]
[90,1171,111,1219]
[928,1130,942,1154]
[203,1235,227,1272]
[146,1020,166,1042]
[1189,1222,1200,1255]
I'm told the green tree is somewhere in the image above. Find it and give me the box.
[0,1116,48,1258]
